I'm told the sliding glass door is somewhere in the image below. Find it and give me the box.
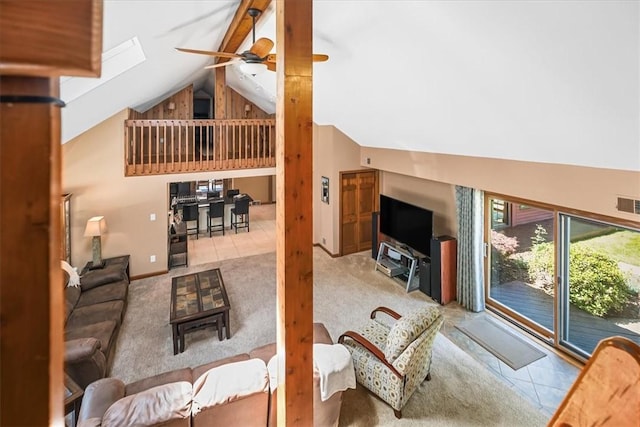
[487,197,555,340]
[558,215,640,357]
[486,196,640,359]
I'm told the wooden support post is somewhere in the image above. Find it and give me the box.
[214,67,226,119]
[275,0,314,425]
[0,1,102,424]
[0,76,64,426]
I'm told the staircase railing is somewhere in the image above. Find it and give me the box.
[124,119,276,176]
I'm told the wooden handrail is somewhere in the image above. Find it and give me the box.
[124,119,276,176]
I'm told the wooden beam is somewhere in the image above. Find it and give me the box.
[216,0,272,64]
[0,0,102,77]
[275,0,314,425]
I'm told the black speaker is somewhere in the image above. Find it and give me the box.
[372,211,380,259]
[419,258,431,296]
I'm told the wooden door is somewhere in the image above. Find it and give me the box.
[341,170,378,255]
[341,173,358,254]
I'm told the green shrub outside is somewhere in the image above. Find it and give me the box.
[568,246,630,317]
[528,241,631,317]
[528,241,554,289]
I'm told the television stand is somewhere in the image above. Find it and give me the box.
[375,242,420,292]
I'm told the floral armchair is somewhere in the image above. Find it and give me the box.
[338,305,443,419]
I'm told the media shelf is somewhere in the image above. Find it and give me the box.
[375,242,420,292]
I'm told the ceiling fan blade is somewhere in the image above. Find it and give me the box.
[249,37,274,58]
[264,53,329,63]
[175,48,241,59]
[204,59,241,69]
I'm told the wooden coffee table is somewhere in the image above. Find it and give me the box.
[170,268,230,354]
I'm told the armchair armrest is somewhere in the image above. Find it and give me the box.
[370,306,402,321]
[65,338,107,389]
[338,331,403,379]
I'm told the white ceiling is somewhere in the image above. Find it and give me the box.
[61,1,639,172]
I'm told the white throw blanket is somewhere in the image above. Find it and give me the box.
[61,260,81,287]
[267,343,356,401]
[313,343,356,401]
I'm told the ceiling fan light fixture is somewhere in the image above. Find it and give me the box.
[240,61,268,76]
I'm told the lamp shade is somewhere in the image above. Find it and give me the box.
[84,216,107,237]
[239,61,267,76]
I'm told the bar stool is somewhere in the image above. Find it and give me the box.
[182,203,199,239]
[207,200,225,237]
[230,197,250,233]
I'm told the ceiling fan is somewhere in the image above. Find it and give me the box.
[175,8,328,75]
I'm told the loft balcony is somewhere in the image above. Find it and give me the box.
[124,119,276,176]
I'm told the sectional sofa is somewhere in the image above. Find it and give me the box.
[77,323,355,427]
[64,255,130,388]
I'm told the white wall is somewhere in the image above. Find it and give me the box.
[251,1,640,171]
[313,125,368,255]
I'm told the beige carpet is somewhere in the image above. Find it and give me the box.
[110,248,547,426]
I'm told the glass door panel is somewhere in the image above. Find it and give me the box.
[559,215,640,357]
[487,198,555,335]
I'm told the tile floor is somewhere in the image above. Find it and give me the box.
[187,203,276,266]
[187,202,582,419]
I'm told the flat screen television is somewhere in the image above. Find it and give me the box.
[379,194,433,257]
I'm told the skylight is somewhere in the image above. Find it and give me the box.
[60,37,146,103]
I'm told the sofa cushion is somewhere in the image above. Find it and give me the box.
[65,299,76,325]
[65,286,81,320]
[76,280,128,308]
[65,320,118,357]
[81,264,128,290]
[249,323,333,364]
[101,381,192,427]
[249,343,276,364]
[192,358,269,414]
[66,300,124,330]
[313,322,333,345]
[126,367,193,396]
[192,353,250,380]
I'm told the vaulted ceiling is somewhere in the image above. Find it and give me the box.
[61,1,639,172]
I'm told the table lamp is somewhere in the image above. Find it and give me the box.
[84,216,107,269]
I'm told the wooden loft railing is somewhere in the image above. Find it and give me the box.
[124,119,276,176]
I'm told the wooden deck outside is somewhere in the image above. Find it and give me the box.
[491,281,640,355]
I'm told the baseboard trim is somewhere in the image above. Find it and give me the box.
[313,243,340,258]
[130,270,168,281]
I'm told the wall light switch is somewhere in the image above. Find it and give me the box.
[150,213,156,221]
[150,255,156,263]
